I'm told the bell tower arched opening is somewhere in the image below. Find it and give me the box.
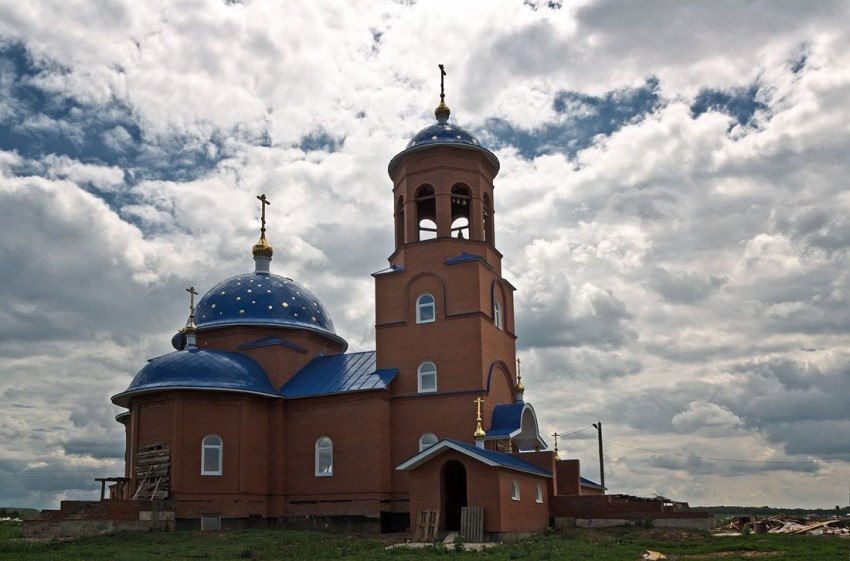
[450,184,471,239]
[415,185,437,241]
[395,196,405,249]
[483,192,494,245]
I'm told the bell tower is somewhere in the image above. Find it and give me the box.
[376,68,520,459]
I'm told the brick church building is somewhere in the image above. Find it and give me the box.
[106,85,596,538]
[26,80,714,542]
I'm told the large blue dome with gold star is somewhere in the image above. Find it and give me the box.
[193,271,340,341]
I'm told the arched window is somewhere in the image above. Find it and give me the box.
[415,185,437,241]
[511,480,521,501]
[315,437,333,476]
[536,483,544,503]
[418,362,437,393]
[419,433,438,452]
[201,435,222,476]
[416,294,435,324]
[451,184,471,239]
[494,301,503,330]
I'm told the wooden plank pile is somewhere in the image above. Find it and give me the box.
[133,442,170,500]
[414,509,440,542]
[715,515,850,536]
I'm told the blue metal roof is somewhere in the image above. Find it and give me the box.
[194,272,346,349]
[581,477,605,489]
[444,252,485,266]
[112,349,277,407]
[396,438,551,478]
[281,351,398,398]
[487,402,525,439]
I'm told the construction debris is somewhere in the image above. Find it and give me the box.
[643,551,667,560]
[714,514,850,536]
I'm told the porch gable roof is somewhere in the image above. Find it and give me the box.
[395,438,552,478]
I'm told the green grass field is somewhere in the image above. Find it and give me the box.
[1,521,847,561]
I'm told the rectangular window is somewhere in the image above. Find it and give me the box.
[201,515,221,531]
[202,447,221,475]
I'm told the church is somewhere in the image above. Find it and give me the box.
[28,76,713,541]
[109,82,576,538]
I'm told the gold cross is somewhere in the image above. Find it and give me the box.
[473,396,485,422]
[551,432,560,451]
[438,64,446,102]
[257,194,271,236]
[186,286,198,313]
[516,357,522,380]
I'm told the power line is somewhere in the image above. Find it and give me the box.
[539,421,595,439]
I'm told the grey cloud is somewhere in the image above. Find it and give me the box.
[649,267,727,304]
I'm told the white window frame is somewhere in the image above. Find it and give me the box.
[315,437,333,477]
[416,294,435,324]
[511,480,521,501]
[419,433,438,452]
[417,362,437,393]
[201,435,223,476]
[494,301,503,330]
[536,484,543,503]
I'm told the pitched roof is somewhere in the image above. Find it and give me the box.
[395,438,552,478]
[280,351,398,398]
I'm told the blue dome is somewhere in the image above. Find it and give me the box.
[389,119,500,173]
[407,122,483,150]
[112,349,277,407]
[194,271,340,340]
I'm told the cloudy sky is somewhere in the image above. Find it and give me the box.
[1,0,849,510]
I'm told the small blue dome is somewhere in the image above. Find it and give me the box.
[194,272,340,340]
[112,349,277,406]
[407,122,482,150]
[389,119,500,173]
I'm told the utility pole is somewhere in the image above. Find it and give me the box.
[592,421,605,491]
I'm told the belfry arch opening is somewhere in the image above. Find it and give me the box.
[395,196,404,248]
[483,192,494,244]
[415,185,437,241]
[450,184,471,239]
